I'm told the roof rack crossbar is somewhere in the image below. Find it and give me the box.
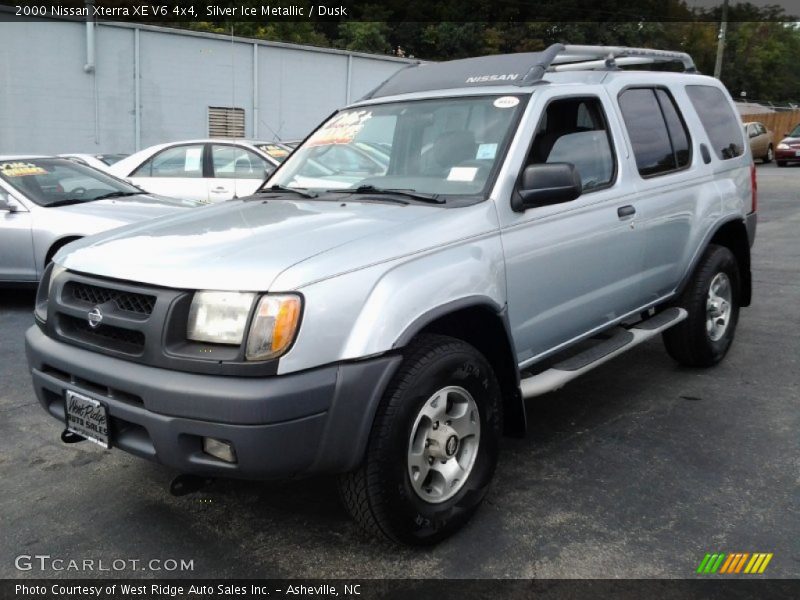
[552,45,697,73]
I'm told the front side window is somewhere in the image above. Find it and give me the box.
[685,85,744,160]
[526,96,615,191]
[211,145,271,180]
[268,95,526,198]
[0,158,141,207]
[619,87,691,176]
[133,144,205,178]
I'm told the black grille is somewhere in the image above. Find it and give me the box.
[61,315,146,355]
[65,281,156,316]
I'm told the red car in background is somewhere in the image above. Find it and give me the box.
[776,123,800,167]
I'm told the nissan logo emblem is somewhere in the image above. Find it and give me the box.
[87,307,103,329]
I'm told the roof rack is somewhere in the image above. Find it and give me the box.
[361,43,697,100]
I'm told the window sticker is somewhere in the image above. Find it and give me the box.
[259,144,290,159]
[493,96,520,108]
[476,143,498,159]
[184,148,202,172]
[0,162,48,177]
[307,110,373,147]
[447,166,478,182]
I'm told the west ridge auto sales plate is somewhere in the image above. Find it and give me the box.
[65,390,109,448]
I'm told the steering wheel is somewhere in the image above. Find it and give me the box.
[69,187,87,196]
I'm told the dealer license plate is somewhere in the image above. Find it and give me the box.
[65,390,109,448]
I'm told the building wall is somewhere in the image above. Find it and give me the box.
[0,19,414,154]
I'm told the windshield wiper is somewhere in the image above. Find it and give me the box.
[45,198,91,207]
[328,185,445,204]
[252,184,318,199]
[92,191,140,200]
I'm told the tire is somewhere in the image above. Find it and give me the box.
[776,160,787,167]
[338,334,502,545]
[764,145,773,163]
[662,244,740,367]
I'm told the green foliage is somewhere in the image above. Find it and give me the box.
[184,1,800,104]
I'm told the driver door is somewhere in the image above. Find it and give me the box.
[499,92,646,365]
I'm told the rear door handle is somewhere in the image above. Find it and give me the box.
[211,187,230,193]
[617,205,636,219]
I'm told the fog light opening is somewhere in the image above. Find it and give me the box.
[202,437,237,463]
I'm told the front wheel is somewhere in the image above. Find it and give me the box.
[776,160,787,167]
[663,244,741,367]
[338,334,502,545]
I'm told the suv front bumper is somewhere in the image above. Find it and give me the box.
[25,326,400,479]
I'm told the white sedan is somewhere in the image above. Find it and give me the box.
[109,140,292,203]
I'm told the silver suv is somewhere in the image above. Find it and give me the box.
[26,45,757,545]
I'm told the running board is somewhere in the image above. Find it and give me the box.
[520,307,687,399]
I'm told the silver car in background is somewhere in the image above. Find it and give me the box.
[0,156,196,284]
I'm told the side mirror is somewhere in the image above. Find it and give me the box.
[0,191,18,212]
[512,163,582,212]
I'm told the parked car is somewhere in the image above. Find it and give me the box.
[776,123,800,166]
[27,45,756,545]
[59,153,130,172]
[743,122,773,163]
[108,140,285,202]
[0,156,195,284]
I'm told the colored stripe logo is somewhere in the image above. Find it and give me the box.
[697,552,773,574]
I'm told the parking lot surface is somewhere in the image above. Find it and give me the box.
[1,164,798,579]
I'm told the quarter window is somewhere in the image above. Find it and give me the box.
[618,88,691,177]
[686,85,744,160]
[133,145,204,178]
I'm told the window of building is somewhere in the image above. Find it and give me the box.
[208,107,246,139]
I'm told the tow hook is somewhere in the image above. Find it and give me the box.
[169,474,214,497]
[60,429,85,444]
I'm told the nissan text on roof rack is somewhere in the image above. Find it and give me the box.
[26,44,757,545]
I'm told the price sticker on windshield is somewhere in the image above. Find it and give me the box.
[0,162,47,177]
[307,110,373,147]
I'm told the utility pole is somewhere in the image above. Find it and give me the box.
[714,0,729,79]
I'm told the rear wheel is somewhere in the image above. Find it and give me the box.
[663,244,740,367]
[338,334,502,545]
[764,145,774,163]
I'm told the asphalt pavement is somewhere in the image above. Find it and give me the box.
[1,163,798,579]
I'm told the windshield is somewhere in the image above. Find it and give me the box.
[0,158,142,207]
[267,95,526,198]
[789,124,800,138]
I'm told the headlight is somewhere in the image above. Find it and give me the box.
[34,263,66,322]
[777,143,790,150]
[187,291,256,344]
[245,294,302,361]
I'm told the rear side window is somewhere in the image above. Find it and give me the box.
[685,85,744,160]
[618,88,691,177]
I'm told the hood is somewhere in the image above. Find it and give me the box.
[58,197,444,291]
[54,193,198,224]
[780,136,800,145]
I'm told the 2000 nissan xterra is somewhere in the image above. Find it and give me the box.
[26,45,757,545]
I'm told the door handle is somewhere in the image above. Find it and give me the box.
[617,205,636,219]
[211,187,230,193]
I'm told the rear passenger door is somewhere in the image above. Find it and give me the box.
[209,144,273,201]
[617,86,707,303]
